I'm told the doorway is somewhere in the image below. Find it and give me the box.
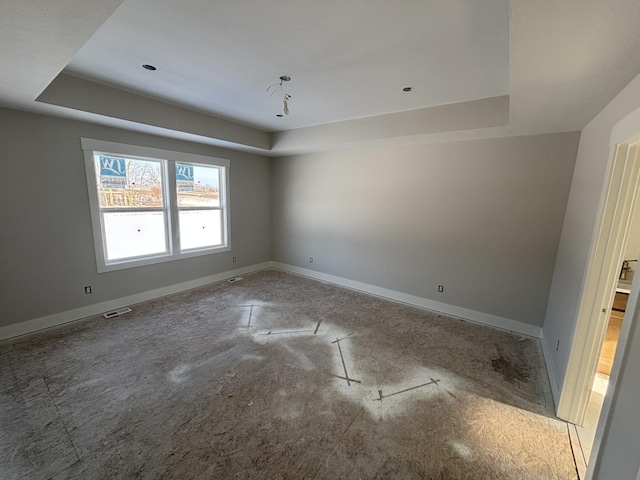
[573,259,633,472]
[596,287,627,378]
[556,134,640,477]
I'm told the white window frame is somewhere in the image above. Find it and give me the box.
[175,161,226,253]
[82,138,230,273]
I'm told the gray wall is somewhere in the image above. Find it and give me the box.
[543,71,640,480]
[543,71,640,389]
[0,108,271,327]
[272,133,579,327]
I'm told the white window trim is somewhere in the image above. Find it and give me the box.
[82,138,231,273]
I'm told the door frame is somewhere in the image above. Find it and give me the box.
[557,136,640,424]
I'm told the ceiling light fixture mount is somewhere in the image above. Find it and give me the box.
[142,64,157,71]
[267,75,293,118]
[402,87,412,92]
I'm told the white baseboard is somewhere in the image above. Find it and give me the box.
[2,260,544,344]
[0,262,273,341]
[540,328,561,408]
[271,262,542,338]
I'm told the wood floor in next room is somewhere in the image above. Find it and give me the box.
[0,270,577,479]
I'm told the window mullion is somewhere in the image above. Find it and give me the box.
[166,160,180,256]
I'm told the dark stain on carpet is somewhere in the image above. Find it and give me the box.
[491,354,530,384]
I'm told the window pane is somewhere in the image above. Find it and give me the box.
[176,164,220,207]
[179,210,222,250]
[95,155,164,208]
[103,211,168,260]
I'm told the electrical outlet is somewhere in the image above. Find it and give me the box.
[437,285,444,293]
[309,257,314,264]
[232,256,237,263]
[84,286,92,294]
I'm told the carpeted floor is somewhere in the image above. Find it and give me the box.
[0,269,577,479]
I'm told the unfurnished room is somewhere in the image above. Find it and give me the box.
[2,1,640,479]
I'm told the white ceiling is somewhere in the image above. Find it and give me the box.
[64,0,510,132]
[0,0,123,107]
[3,0,640,154]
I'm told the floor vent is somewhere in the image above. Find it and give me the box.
[103,307,132,319]
[227,276,244,283]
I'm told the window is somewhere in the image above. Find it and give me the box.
[176,163,224,251]
[82,138,230,272]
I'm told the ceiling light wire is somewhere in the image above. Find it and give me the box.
[266,75,292,117]
[265,75,291,96]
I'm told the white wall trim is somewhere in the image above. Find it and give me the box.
[0,262,273,341]
[272,262,542,338]
[610,105,640,148]
[2,260,543,342]
[540,328,561,408]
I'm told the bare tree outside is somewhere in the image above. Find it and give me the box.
[176,164,220,208]
[96,157,164,208]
